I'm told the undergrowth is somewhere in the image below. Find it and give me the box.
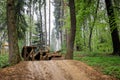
[74,51,120,79]
[0,54,9,68]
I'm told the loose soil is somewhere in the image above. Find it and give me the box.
[0,60,117,80]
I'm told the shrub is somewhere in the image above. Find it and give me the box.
[0,54,9,68]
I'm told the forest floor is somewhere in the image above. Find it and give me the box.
[0,60,117,80]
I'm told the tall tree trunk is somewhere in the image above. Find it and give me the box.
[83,21,86,47]
[49,0,51,47]
[105,0,120,55]
[39,2,43,48]
[29,1,32,45]
[65,0,76,59]
[44,0,47,46]
[88,0,99,51]
[7,0,21,65]
[60,0,64,49]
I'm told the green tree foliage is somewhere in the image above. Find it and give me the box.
[24,0,47,49]
[15,0,28,40]
[0,0,7,52]
[0,0,28,42]
[73,0,116,53]
[62,0,120,54]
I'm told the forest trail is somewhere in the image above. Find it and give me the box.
[0,60,117,80]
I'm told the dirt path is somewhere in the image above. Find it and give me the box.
[0,60,117,80]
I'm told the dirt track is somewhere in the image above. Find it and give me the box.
[0,60,117,80]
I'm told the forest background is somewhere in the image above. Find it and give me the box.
[0,0,120,79]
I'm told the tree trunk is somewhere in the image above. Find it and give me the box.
[7,0,21,65]
[29,0,32,45]
[105,0,120,55]
[49,0,51,47]
[65,0,76,59]
[39,2,43,48]
[60,0,64,49]
[88,0,99,51]
[83,21,86,47]
[44,0,47,46]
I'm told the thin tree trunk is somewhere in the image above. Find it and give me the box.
[88,0,99,51]
[65,29,68,50]
[49,0,51,47]
[44,0,47,46]
[65,0,76,59]
[39,3,43,47]
[60,0,64,49]
[83,21,86,47]
[29,1,32,45]
[105,0,120,55]
[7,0,21,65]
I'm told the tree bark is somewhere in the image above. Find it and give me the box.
[7,0,21,65]
[39,2,43,48]
[60,0,64,49]
[49,0,51,47]
[65,0,76,59]
[44,0,47,46]
[29,1,32,45]
[105,0,120,55]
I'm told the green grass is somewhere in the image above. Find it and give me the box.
[0,54,9,68]
[74,51,120,79]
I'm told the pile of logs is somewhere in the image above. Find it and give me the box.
[21,46,62,61]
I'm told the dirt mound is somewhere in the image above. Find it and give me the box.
[0,60,117,80]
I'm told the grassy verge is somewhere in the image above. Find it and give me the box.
[74,51,120,79]
[0,53,9,68]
